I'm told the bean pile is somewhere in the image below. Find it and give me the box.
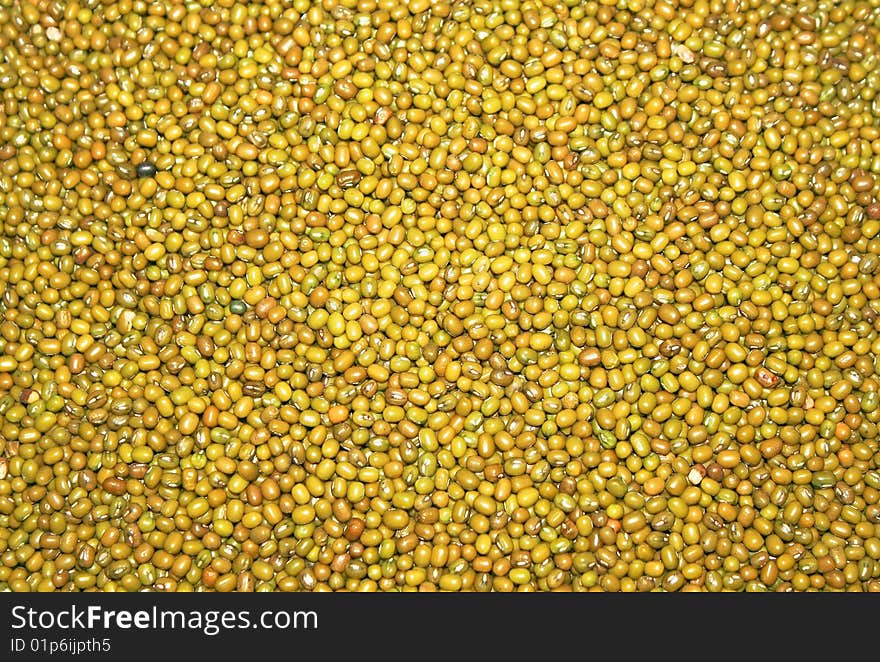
[2,0,880,592]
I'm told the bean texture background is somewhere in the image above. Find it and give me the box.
[2,0,880,592]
